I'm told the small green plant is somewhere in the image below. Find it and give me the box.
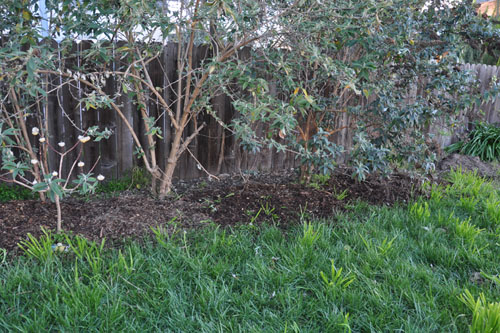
[17,228,54,261]
[320,259,355,293]
[151,218,179,248]
[116,247,135,275]
[446,122,500,161]
[64,234,106,262]
[64,234,89,260]
[249,208,263,225]
[260,202,279,221]
[284,321,301,333]
[298,203,311,223]
[459,289,500,333]
[301,221,321,247]
[212,229,236,249]
[429,184,444,204]
[129,166,151,189]
[459,195,480,214]
[203,198,218,213]
[0,248,6,264]
[485,195,500,225]
[481,272,500,286]
[455,217,483,245]
[260,202,275,216]
[359,234,397,257]
[409,201,430,221]
[308,173,331,189]
[84,239,106,275]
[151,225,171,248]
[378,236,398,256]
[334,188,349,201]
[338,312,352,333]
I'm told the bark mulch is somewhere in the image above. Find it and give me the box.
[0,168,424,254]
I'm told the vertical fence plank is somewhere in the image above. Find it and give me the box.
[98,45,118,180]
[115,41,135,176]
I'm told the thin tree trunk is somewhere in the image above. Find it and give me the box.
[55,194,62,233]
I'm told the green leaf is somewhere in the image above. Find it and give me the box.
[33,182,48,192]
[49,182,64,199]
[22,10,32,21]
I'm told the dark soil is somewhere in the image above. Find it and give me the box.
[0,168,424,254]
[437,153,500,178]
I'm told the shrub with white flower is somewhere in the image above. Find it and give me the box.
[0,121,112,233]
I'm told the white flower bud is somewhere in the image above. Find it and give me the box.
[39,137,46,143]
[31,159,39,165]
[52,171,58,177]
[58,142,65,147]
[31,127,39,136]
[97,174,105,181]
[32,180,38,185]
[78,135,91,143]
[77,161,84,167]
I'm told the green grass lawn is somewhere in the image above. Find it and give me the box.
[1,169,499,332]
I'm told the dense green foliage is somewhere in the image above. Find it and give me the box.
[224,0,500,179]
[0,183,35,202]
[1,0,500,199]
[94,167,151,195]
[1,170,499,331]
[446,122,500,161]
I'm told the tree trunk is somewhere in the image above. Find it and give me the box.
[158,127,184,198]
[159,157,177,199]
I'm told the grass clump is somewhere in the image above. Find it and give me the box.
[446,122,500,161]
[0,169,499,331]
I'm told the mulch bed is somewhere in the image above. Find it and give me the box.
[0,168,424,254]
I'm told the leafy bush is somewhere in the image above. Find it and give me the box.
[446,122,500,161]
[2,0,499,203]
[225,0,500,181]
[0,183,35,202]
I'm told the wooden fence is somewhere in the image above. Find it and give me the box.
[430,63,500,148]
[3,42,500,181]
[21,42,298,181]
